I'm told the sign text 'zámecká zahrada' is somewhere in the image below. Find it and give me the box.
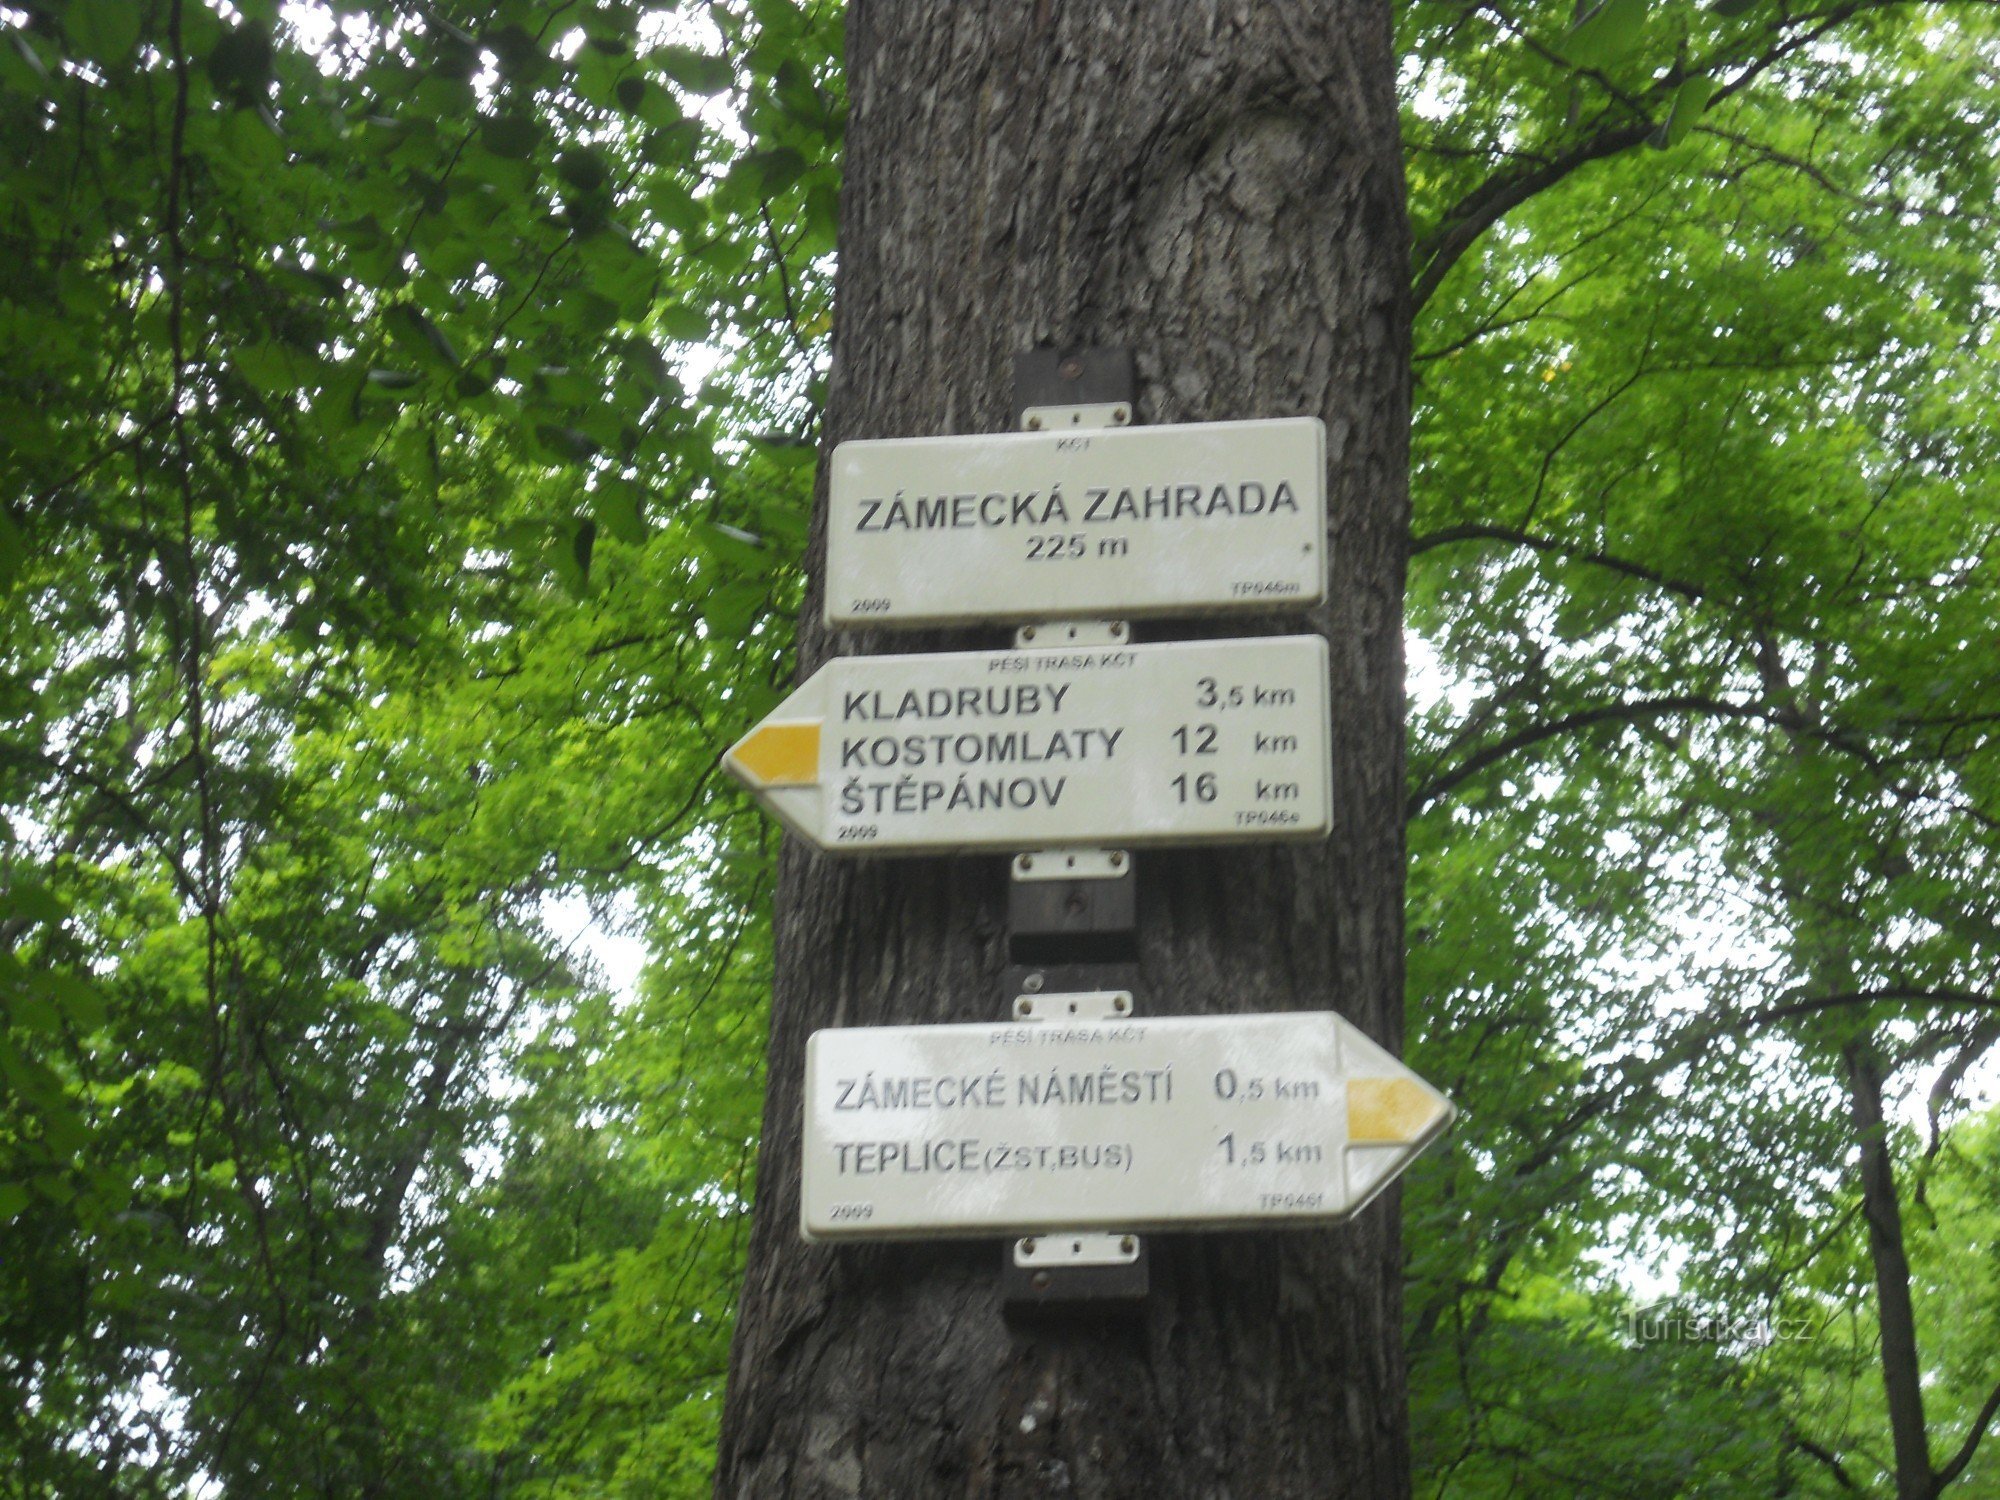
[826,417,1326,627]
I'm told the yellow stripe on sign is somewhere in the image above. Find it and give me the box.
[1347,1078,1447,1144]
[727,721,822,787]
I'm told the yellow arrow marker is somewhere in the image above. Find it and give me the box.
[727,721,822,787]
[1347,1077,1449,1144]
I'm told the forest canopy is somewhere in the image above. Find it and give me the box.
[2,0,1997,1495]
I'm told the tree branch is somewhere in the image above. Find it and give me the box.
[1414,121,1654,313]
[1408,694,1768,818]
[1409,520,1712,606]
[1934,1373,2000,1492]
[1410,0,1910,312]
[1788,1427,1864,1492]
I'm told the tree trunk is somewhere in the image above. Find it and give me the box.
[1843,1041,1934,1500]
[715,3,1412,1495]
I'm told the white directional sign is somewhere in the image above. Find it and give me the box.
[800,1009,1454,1240]
[826,418,1326,627]
[723,636,1331,854]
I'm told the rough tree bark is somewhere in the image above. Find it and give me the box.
[716,3,1412,1495]
[1843,1041,1934,1500]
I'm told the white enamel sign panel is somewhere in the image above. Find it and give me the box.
[800,1011,1455,1240]
[825,418,1327,626]
[722,636,1331,854]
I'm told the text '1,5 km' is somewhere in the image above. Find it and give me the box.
[801,1010,1455,1239]
[722,636,1333,855]
[826,417,1327,627]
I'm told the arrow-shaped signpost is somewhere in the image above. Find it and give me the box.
[724,635,1333,855]
[801,1008,1454,1240]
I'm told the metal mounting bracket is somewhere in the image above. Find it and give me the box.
[1020,401,1131,432]
[1012,347,1135,427]
[1000,345,1147,1317]
[1014,1232,1140,1270]
[1012,849,1127,883]
[1011,989,1132,1023]
[1006,854,1135,963]
[1014,619,1128,649]
[999,987,1146,1314]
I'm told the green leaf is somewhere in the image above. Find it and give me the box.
[592,481,647,546]
[206,20,275,108]
[0,507,22,594]
[657,44,732,96]
[0,1182,27,1219]
[40,1102,89,1156]
[657,303,710,341]
[273,253,346,301]
[641,121,704,168]
[771,60,823,124]
[648,179,707,236]
[6,991,63,1034]
[549,516,596,597]
[481,113,541,159]
[533,425,601,465]
[1709,0,1760,14]
[413,73,478,122]
[701,579,766,638]
[1656,76,1715,149]
[2,881,68,925]
[745,146,808,197]
[484,24,549,84]
[219,108,286,173]
[803,182,840,246]
[385,304,459,373]
[696,521,767,572]
[1,31,54,96]
[1561,0,1648,70]
[236,341,327,398]
[557,147,612,194]
[66,0,143,65]
[42,974,107,1034]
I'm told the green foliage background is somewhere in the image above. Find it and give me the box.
[1,0,1995,1495]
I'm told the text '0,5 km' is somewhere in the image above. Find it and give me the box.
[801,1011,1455,1240]
[722,636,1333,855]
[826,417,1327,627]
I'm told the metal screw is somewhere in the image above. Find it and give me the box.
[1112,405,1130,424]
[1026,414,1043,430]
[1110,622,1125,637]
[1120,1236,1135,1254]
[1021,626,1037,642]
[1109,852,1125,868]
[1031,1270,1052,1292]
[1022,1238,1038,1256]
[1058,357,1083,380]
[1113,995,1128,1012]
[1019,853,1034,871]
[1023,973,1044,993]
[1015,997,1034,1017]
